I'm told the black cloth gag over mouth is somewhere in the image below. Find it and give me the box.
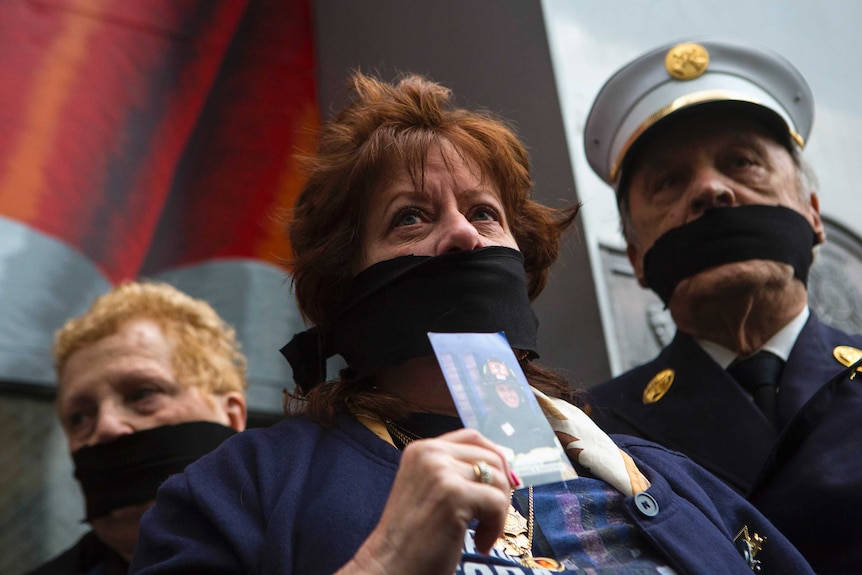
[73,421,236,521]
[643,205,817,305]
[281,246,539,392]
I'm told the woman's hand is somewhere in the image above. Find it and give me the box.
[337,428,519,575]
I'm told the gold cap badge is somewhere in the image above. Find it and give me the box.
[833,346,862,374]
[665,42,710,80]
[643,369,675,404]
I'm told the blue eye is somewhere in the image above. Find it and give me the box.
[472,208,495,221]
[396,212,420,226]
[392,207,424,228]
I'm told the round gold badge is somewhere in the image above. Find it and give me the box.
[642,369,675,404]
[833,346,862,372]
[665,42,710,81]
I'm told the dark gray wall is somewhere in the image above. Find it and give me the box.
[312,0,610,387]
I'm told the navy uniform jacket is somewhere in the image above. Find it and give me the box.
[589,313,862,575]
[129,412,812,574]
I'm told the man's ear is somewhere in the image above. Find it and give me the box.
[808,192,826,245]
[627,243,648,288]
[220,391,247,432]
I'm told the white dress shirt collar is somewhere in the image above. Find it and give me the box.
[695,307,810,369]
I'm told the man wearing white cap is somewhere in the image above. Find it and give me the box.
[584,37,862,575]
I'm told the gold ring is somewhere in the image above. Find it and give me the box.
[473,460,494,485]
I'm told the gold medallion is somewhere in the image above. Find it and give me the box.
[497,505,531,557]
[665,42,709,80]
[495,489,565,571]
[734,525,766,572]
[833,346,862,373]
[643,369,675,404]
[521,556,566,571]
[503,505,528,533]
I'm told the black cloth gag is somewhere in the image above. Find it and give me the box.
[643,205,817,305]
[281,246,539,392]
[73,421,236,521]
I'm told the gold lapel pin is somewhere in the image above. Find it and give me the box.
[642,369,675,404]
[734,525,766,572]
[833,346,862,379]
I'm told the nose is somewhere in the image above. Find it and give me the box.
[89,403,135,446]
[686,166,735,220]
[435,210,484,254]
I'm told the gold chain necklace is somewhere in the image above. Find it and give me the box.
[384,420,564,571]
[386,420,421,449]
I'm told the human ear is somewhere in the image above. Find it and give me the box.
[219,391,247,432]
[627,243,648,287]
[808,192,826,245]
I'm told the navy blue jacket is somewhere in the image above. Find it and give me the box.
[589,313,862,574]
[129,413,812,574]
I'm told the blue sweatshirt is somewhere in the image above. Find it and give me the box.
[130,414,813,574]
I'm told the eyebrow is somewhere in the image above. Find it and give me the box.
[57,393,89,418]
[375,187,427,221]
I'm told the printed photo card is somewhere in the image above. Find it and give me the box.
[427,332,576,487]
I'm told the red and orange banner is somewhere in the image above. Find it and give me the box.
[0,0,318,399]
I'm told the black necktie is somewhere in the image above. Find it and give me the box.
[728,351,784,427]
